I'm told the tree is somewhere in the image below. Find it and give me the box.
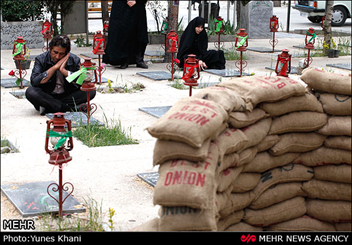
[101,0,109,26]
[43,0,75,36]
[164,1,178,63]
[323,0,334,53]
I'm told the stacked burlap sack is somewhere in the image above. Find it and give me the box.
[133,71,351,231]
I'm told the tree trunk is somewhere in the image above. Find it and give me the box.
[101,0,109,26]
[164,2,179,63]
[323,0,334,53]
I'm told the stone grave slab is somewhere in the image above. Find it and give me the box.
[292,45,321,50]
[326,63,351,70]
[80,53,99,59]
[265,66,298,74]
[205,69,250,77]
[247,47,281,53]
[9,91,26,99]
[145,51,165,57]
[1,78,30,88]
[139,106,171,118]
[137,172,159,187]
[167,82,219,89]
[46,112,104,127]
[137,71,181,81]
[92,76,109,84]
[1,181,86,217]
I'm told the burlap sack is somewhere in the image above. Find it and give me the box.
[130,218,159,231]
[259,92,323,117]
[335,222,352,231]
[306,199,352,223]
[216,187,232,213]
[153,143,218,209]
[251,163,314,200]
[269,112,328,135]
[241,118,272,149]
[214,127,249,157]
[324,136,351,151]
[242,152,300,173]
[257,135,280,152]
[244,197,306,227]
[217,166,244,192]
[216,76,307,111]
[147,97,228,148]
[317,93,351,116]
[302,178,351,201]
[269,133,326,156]
[314,164,351,183]
[293,146,351,166]
[225,222,263,231]
[265,215,336,231]
[228,108,268,128]
[153,138,211,166]
[217,210,244,231]
[300,68,351,95]
[158,206,217,231]
[249,182,307,210]
[193,86,246,112]
[317,116,351,136]
[219,191,255,218]
[231,172,261,193]
[218,152,239,174]
[238,146,258,167]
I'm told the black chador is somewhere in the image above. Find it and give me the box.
[177,17,226,69]
[103,0,148,68]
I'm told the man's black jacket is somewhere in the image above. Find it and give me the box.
[30,51,81,94]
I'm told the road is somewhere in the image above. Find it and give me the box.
[87,1,351,34]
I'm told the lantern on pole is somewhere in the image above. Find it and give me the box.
[12,36,27,89]
[41,19,53,52]
[304,27,316,68]
[80,58,98,124]
[214,16,225,50]
[45,112,74,217]
[166,30,179,81]
[234,28,248,77]
[269,15,279,53]
[182,54,200,97]
[92,30,106,84]
[275,49,291,77]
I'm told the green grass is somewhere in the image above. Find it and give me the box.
[73,113,138,147]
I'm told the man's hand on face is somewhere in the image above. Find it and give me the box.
[58,53,70,76]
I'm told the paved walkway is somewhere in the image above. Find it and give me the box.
[1,33,350,231]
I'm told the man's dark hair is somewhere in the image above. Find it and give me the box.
[49,35,71,54]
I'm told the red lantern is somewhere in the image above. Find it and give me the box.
[80,58,98,92]
[215,16,225,34]
[92,30,106,55]
[45,112,73,165]
[270,15,279,32]
[235,28,248,52]
[166,30,179,53]
[103,20,109,37]
[45,112,74,217]
[305,27,316,49]
[41,19,53,39]
[182,54,200,96]
[275,49,291,77]
[12,36,26,60]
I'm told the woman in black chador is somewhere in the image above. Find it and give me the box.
[103,0,148,69]
[177,16,225,70]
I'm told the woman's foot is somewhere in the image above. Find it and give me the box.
[136,62,148,69]
[120,63,129,69]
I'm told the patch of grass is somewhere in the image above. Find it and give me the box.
[223,43,249,60]
[37,196,112,232]
[73,112,138,147]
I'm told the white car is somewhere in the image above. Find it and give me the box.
[293,0,351,26]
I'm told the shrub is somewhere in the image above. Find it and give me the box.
[1,0,45,21]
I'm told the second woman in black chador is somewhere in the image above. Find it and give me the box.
[177,16,226,70]
[103,0,148,69]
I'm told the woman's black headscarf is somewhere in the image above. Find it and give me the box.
[177,16,208,64]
